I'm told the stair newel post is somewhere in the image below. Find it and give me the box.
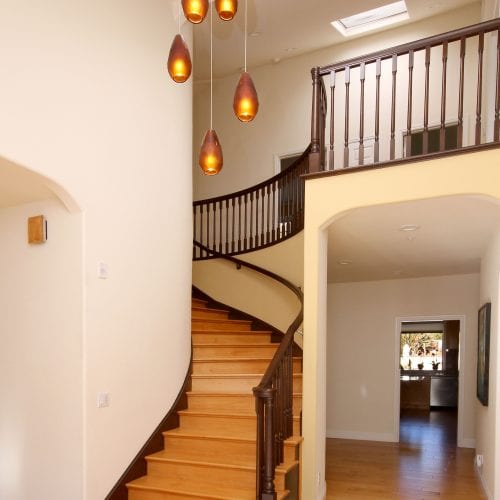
[254,386,277,500]
[309,66,322,173]
[255,394,265,499]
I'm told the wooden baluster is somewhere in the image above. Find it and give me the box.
[374,58,381,163]
[344,66,350,168]
[266,185,271,245]
[244,194,248,251]
[226,199,230,254]
[405,50,414,157]
[390,55,397,160]
[236,197,240,253]
[200,204,204,257]
[193,205,196,259]
[271,182,276,243]
[255,189,260,247]
[496,28,500,142]
[250,192,255,249]
[440,41,448,151]
[287,345,294,437]
[309,67,322,173]
[211,202,216,252]
[359,62,365,166]
[219,200,223,253]
[329,70,336,170]
[476,32,485,145]
[423,46,431,155]
[458,37,466,148]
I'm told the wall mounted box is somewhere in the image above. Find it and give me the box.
[28,215,47,244]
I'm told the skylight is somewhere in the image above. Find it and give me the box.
[331,1,409,37]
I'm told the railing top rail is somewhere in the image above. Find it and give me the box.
[193,144,311,206]
[319,18,500,76]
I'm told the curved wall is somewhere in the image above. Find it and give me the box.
[0,1,193,499]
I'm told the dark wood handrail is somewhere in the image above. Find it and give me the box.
[311,18,500,172]
[319,18,500,75]
[193,145,311,260]
[192,240,303,500]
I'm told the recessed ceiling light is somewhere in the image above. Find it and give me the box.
[338,259,353,265]
[399,224,420,232]
[331,1,409,37]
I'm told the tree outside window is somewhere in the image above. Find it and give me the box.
[400,332,443,371]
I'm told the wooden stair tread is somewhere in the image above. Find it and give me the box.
[187,391,303,396]
[179,409,300,420]
[192,329,272,334]
[193,357,302,361]
[192,318,252,325]
[191,373,302,378]
[128,475,290,499]
[192,306,229,314]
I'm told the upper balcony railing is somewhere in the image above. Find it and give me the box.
[309,19,500,173]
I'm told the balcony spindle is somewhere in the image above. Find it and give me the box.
[476,32,485,145]
[423,46,431,155]
[405,49,414,157]
[219,200,223,253]
[359,62,365,166]
[344,66,351,168]
[374,58,381,163]
[440,41,448,151]
[458,37,466,148]
[329,71,336,170]
[390,55,397,160]
[244,193,248,251]
[495,28,500,142]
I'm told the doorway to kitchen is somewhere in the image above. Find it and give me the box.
[394,316,465,447]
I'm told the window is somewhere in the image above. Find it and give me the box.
[400,332,443,371]
[405,124,458,157]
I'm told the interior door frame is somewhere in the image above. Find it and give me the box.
[394,314,469,447]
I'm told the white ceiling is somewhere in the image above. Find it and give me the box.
[0,158,55,209]
[192,0,479,79]
[327,195,500,283]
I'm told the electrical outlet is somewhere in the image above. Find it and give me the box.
[317,472,321,485]
[475,454,484,467]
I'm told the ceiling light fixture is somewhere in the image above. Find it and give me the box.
[233,0,259,122]
[167,7,192,83]
[182,0,209,24]
[215,0,238,21]
[199,2,223,175]
[399,224,420,232]
[331,1,409,37]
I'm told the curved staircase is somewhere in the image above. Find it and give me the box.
[126,296,303,499]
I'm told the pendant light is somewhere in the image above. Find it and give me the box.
[199,2,223,175]
[167,7,192,83]
[233,0,258,122]
[182,0,209,24]
[215,0,238,21]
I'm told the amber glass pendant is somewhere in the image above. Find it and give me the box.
[167,34,192,83]
[199,129,223,175]
[233,71,259,122]
[182,0,209,24]
[215,0,238,21]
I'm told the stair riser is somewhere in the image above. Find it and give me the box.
[192,358,302,375]
[146,460,286,492]
[193,345,278,358]
[191,299,207,309]
[192,309,229,320]
[192,332,271,345]
[192,320,252,331]
[163,435,256,463]
[163,434,301,468]
[178,414,300,436]
[191,376,261,393]
[187,393,303,413]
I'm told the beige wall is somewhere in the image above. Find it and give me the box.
[193,3,482,201]
[193,232,304,333]
[477,225,500,499]
[327,274,479,445]
[0,2,193,499]
[0,199,83,500]
[303,147,500,500]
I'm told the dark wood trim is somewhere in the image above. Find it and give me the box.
[105,353,192,500]
[302,141,500,181]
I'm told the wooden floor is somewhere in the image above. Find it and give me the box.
[326,409,485,499]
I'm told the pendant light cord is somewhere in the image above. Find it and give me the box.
[178,3,181,32]
[244,0,247,72]
[210,1,213,129]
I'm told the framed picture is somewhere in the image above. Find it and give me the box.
[477,302,491,406]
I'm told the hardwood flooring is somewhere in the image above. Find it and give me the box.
[325,409,485,499]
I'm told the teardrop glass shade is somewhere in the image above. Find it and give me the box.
[182,0,209,24]
[215,0,238,21]
[233,71,259,122]
[167,34,192,83]
[199,129,223,175]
